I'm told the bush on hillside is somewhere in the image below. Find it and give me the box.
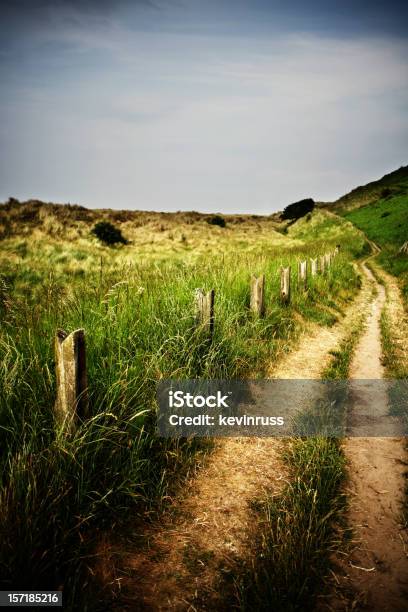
[281,198,315,221]
[7,197,20,206]
[381,187,392,198]
[91,221,127,245]
[207,215,226,228]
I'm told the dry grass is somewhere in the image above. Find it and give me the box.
[0,198,368,610]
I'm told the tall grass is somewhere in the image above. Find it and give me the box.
[343,185,408,306]
[237,232,367,611]
[239,437,346,612]
[0,214,366,608]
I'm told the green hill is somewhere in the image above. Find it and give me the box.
[343,194,406,251]
[323,165,408,303]
[328,165,408,214]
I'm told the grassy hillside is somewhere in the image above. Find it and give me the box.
[1,170,405,607]
[337,171,408,303]
[0,198,366,607]
[325,165,408,214]
[0,198,284,265]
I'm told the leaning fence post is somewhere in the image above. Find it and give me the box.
[195,289,215,337]
[310,258,318,277]
[250,274,265,316]
[280,266,291,303]
[55,328,88,431]
[298,260,307,290]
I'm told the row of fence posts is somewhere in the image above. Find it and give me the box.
[54,245,340,431]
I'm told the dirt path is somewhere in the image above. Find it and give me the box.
[324,262,408,611]
[95,274,372,611]
[96,257,407,611]
[117,437,286,610]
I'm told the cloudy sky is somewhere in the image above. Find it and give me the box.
[0,0,407,213]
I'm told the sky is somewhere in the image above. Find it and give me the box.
[0,0,407,213]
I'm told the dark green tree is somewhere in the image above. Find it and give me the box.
[281,198,315,221]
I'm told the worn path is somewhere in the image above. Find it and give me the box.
[322,262,408,611]
[96,255,408,611]
[96,270,372,611]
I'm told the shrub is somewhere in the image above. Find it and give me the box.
[7,197,20,206]
[281,198,315,221]
[91,221,127,245]
[207,215,226,228]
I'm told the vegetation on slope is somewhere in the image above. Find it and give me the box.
[239,435,347,612]
[341,176,408,304]
[0,204,366,608]
[238,275,367,612]
[326,165,408,214]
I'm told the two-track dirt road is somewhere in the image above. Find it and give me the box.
[96,256,408,612]
[322,262,408,611]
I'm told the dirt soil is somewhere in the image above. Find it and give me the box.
[94,272,371,611]
[322,263,408,611]
[117,437,286,611]
[95,258,408,612]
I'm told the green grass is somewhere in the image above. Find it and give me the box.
[238,256,369,611]
[380,309,408,381]
[0,210,366,609]
[235,172,407,611]
[343,190,408,305]
[344,193,407,249]
[379,289,408,527]
[238,437,347,612]
[288,210,371,260]
[329,165,408,213]
[322,308,366,380]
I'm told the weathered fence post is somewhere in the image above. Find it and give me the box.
[55,329,88,430]
[298,260,307,290]
[334,244,340,255]
[250,274,265,316]
[310,258,318,277]
[195,288,215,337]
[280,266,291,303]
[319,255,326,274]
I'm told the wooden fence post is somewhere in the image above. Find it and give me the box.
[195,289,215,337]
[280,266,291,303]
[310,258,318,277]
[55,329,88,430]
[298,260,307,290]
[319,255,326,274]
[250,274,265,316]
[334,244,340,255]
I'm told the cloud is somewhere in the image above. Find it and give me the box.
[0,3,407,212]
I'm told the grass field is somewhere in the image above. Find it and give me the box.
[0,198,368,607]
[336,167,408,304]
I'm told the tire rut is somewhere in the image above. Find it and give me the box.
[323,262,408,611]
